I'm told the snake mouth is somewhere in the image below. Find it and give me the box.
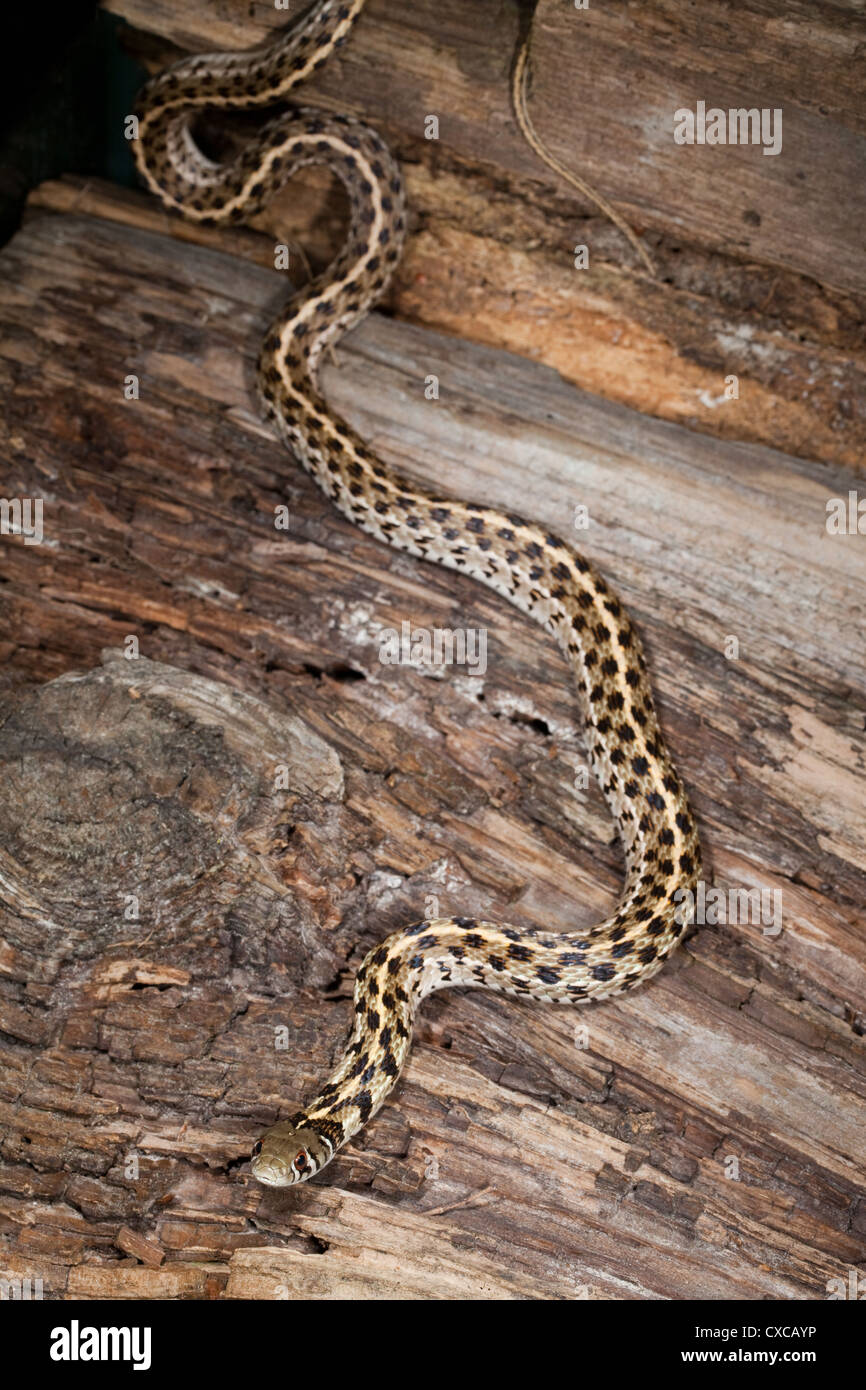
[250,1155,297,1187]
[251,1170,286,1187]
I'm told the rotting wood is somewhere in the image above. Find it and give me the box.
[0,206,864,1298]
[97,0,865,469]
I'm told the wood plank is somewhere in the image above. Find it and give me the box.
[0,207,864,1299]
[99,0,866,469]
[530,0,866,295]
[106,0,866,289]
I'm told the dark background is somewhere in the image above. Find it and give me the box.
[0,6,142,244]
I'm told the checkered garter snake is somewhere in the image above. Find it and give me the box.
[133,0,701,1186]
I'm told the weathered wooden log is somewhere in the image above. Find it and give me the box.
[0,204,864,1298]
[96,0,866,469]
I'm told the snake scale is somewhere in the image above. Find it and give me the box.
[134,0,701,1187]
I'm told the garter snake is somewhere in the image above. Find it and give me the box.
[133,0,700,1186]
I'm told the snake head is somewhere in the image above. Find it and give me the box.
[249,1120,329,1187]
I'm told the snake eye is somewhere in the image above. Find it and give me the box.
[251,1140,262,1157]
[295,1151,308,1171]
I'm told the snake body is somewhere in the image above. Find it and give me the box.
[134,0,701,1187]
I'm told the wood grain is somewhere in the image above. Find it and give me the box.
[530,0,866,294]
[97,0,866,469]
[0,206,864,1298]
